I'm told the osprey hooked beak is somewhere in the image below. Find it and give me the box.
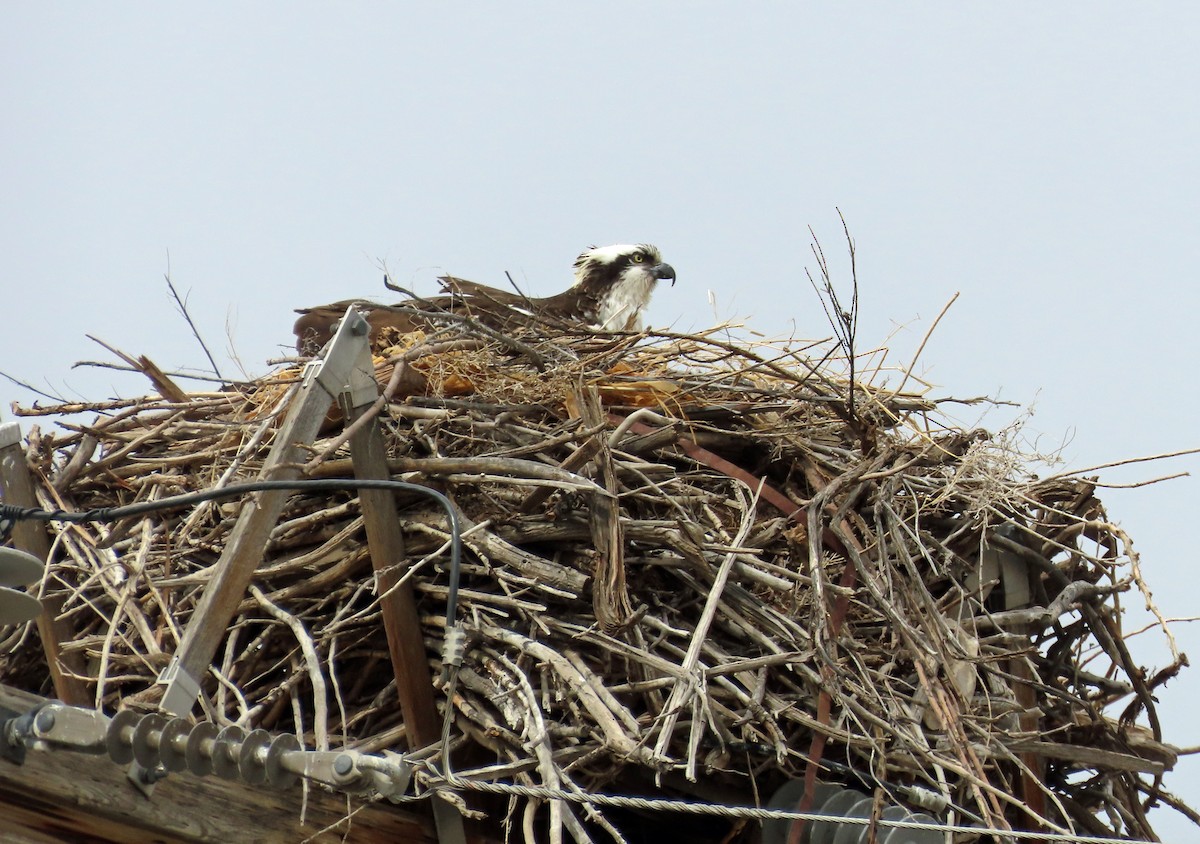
[652,261,676,287]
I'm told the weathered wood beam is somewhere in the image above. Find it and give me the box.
[346,399,441,749]
[344,393,471,844]
[160,310,371,716]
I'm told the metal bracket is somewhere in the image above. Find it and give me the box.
[971,523,1034,611]
[27,701,110,753]
[0,423,24,545]
[0,701,110,765]
[312,308,375,406]
[292,750,412,798]
[156,655,202,721]
[0,422,21,450]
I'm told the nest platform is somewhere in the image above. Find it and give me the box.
[0,312,1189,843]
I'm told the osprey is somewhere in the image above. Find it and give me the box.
[293,244,675,353]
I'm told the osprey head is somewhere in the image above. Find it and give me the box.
[572,243,675,331]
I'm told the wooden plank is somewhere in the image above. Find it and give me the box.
[1012,654,1048,832]
[346,401,441,750]
[0,424,90,706]
[162,311,371,716]
[346,399,473,844]
[0,683,437,844]
[1007,739,1166,776]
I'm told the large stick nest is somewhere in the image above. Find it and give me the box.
[1,311,1189,842]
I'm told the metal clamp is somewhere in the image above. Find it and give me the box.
[311,307,376,407]
[0,422,22,450]
[2,701,110,761]
[155,655,204,717]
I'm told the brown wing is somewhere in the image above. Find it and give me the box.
[293,277,560,355]
[292,300,426,355]
[437,276,538,310]
[438,276,593,323]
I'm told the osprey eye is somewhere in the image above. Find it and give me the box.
[630,253,645,264]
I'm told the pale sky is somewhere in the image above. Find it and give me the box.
[3,4,1199,838]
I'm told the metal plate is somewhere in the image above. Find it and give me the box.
[810,788,868,844]
[762,779,843,844]
[0,548,44,587]
[264,733,301,789]
[0,586,42,625]
[881,811,941,844]
[131,712,168,770]
[212,724,247,779]
[184,721,219,776]
[158,717,193,772]
[238,728,272,785]
[830,795,874,844]
[105,709,142,765]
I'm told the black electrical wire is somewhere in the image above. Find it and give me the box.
[0,479,463,627]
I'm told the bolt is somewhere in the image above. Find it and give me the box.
[350,318,368,336]
[34,710,56,733]
[333,753,355,776]
[141,764,168,784]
